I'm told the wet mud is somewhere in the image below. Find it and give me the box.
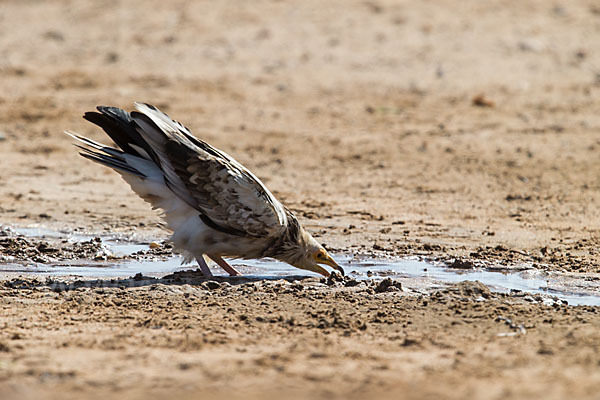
[3,226,599,306]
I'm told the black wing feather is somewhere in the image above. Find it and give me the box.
[83,107,159,165]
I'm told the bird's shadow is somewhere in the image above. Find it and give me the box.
[7,269,321,292]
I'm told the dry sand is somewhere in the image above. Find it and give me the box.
[2,0,600,399]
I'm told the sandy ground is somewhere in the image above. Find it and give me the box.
[2,0,600,398]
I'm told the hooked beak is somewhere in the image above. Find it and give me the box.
[319,253,345,276]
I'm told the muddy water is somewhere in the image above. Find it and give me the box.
[2,226,600,306]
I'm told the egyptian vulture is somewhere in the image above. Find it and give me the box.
[66,103,343,277]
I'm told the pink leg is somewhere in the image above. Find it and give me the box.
[208,255,242,276]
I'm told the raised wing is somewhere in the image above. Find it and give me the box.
[131,103,288,237]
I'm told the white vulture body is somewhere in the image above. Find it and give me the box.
[67,103,342,277]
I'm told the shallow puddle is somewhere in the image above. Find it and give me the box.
[2,226,600,306]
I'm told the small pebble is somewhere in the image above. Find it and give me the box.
[204,281,221,290]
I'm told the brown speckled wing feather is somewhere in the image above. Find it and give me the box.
[130,103,288,238]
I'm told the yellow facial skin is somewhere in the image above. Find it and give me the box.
[313,248,344,276]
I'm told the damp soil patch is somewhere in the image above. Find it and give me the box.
[1,225,600,306]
